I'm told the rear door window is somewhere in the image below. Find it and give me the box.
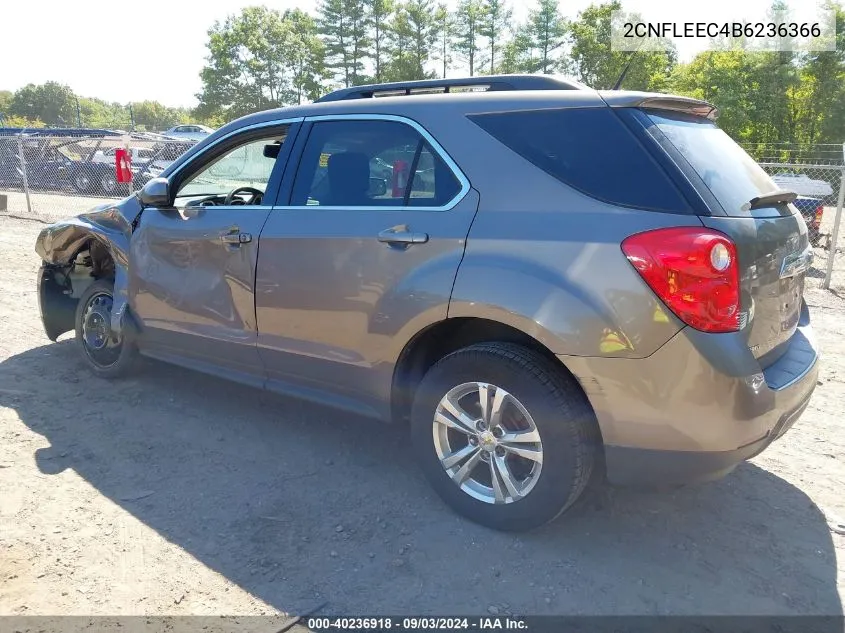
[644,112,790,217]
[468,107,691,213]
[290,119,462,208]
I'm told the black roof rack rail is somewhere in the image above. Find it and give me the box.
[315,74,586,102]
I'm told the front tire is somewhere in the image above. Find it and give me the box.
[411,342,599,531]
[74,279,136,379]
[72,170,92,193]
[99,173,118,195]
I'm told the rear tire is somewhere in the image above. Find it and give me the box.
[74,279,136,379]
[411,342,599,531]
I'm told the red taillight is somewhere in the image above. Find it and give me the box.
[621,227,740,333]
[814,206,824,225]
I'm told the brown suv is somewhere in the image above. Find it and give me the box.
[35,76,819,530]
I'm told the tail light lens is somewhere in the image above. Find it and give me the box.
[814,206,824,225]
[622,227,740,333]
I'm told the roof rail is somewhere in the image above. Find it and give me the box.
[315,74,586,103]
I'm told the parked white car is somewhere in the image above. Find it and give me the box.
[92,147,155,165]
[163,124,214,141]
[771,172,834,197]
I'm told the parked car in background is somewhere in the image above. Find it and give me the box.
[34,76,819,531]
[163,124,214,141]
[772,172,834,197]
[131,140,196,190]
[0,135,68,190]
[793,196,825,245]
[92,146,155,166]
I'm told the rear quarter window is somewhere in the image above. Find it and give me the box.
[468,107,691,213]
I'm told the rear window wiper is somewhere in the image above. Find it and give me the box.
[748,189,798,210]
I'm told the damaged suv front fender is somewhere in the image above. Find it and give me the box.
[34,196,143,340]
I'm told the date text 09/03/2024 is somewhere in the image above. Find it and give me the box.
[306,617,528,631]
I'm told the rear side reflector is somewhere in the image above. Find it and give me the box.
[622,227,740,333]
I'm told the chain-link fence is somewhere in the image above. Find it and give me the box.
[756,161,845,290]
[0,131,196,223]
[1,131,844,289]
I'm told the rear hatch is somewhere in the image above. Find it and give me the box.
[639,109,810,368]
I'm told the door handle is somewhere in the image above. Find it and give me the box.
[220,229,252,245]
[377,226,429,246]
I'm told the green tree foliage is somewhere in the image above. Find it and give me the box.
[453,0,484,76]
[383,4,419,80]
[368,0,395,82]
[285,9,330,103]
[404,0,441,79]
[77,97,129,129]
[4,0,844,157]
[796,1,845,148]
[130,101,189,131]
[196,6,326,120]
[569,1,676,91]
[0,90,12,114]
[9,81,77,126]
[319,0,371,87]
[1,114,46,128]
[479,0,512,74]
[525,0,567,73]
[434,3,452,78]
[669,3,845,159]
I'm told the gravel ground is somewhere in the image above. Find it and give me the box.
[1,200,844,619]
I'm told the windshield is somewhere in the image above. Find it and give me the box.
[646,112,789,217]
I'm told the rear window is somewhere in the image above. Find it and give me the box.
[468,107,691,213]
[645,112,787,217]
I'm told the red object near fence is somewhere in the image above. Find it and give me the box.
[115,148,132,184]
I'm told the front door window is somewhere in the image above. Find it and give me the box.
[175,130,289,206]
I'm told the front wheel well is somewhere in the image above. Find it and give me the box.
[391,317,581,423]
[38,238,116,341]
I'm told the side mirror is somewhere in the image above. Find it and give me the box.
[137,177,171,207]
[369,177,388,197]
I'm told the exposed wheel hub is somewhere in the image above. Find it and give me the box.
[81,291,122,368]
[478,430,497,452]
[83,305,111,349]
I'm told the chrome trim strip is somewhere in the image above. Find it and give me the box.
[279,113,470,212]
[168,117,305,183]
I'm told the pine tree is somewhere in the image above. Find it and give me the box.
[526,0,567,74]
[368,0,395,82]
[479,0,512,74]
[434,3,452,78]
[318,0,371,87]
[453,0,484,76]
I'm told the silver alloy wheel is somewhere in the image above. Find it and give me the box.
[74,173,90,191]
[432,382,543,504]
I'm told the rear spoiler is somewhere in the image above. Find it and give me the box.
[598,91,718,120]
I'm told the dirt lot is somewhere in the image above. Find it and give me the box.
[1,202,844,618]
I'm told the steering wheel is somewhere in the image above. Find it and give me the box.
[225,186,264,206]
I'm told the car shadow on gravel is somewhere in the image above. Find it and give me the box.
[2,340,841,617]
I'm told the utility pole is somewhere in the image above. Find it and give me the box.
[128,103,135,132]
[75,96,82,127]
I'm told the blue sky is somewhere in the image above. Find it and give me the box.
[1,0,799,107]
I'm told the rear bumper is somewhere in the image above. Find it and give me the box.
[562,314,819,486]
[602,386,813,485]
